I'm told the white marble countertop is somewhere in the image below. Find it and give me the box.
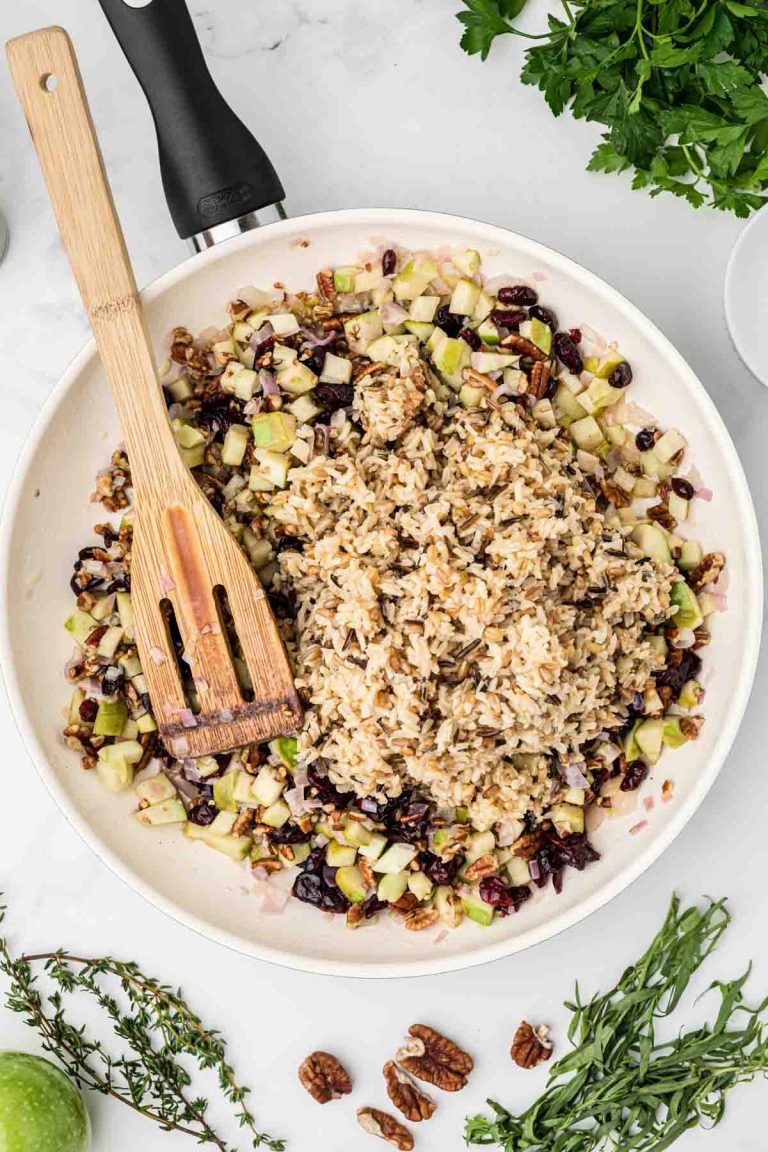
[1,2,767,1150]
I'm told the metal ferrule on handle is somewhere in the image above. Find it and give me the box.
[97,0,285,245]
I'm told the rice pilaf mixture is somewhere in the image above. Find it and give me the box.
[63,245,725,931]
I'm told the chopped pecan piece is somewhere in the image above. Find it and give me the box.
[500,333,548,361]
[679,714,704,740]
[647,502,676,530]
[688,551,725,591]
[298,1051,352,1104]
[357,1107,413,1150]
[316,268,336,300]
[529,359,553,400]
[511,1021,553,1068]
[397,1024,473,1092]
[383,1061,436,1122]
[692,627,710,650]
[511,828,545,860]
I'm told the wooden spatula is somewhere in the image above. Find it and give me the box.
[8,27,302,759]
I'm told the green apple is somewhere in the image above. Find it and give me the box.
[0,1053,90,1152]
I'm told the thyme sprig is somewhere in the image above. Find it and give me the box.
[0,907,284,1151]
[466,896,768,1151]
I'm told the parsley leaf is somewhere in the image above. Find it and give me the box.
[455,0,768,215]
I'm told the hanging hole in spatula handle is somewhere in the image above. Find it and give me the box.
[97,0,285,239]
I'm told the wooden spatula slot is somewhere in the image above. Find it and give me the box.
[211,585,255,702]
[158,596,199,715]
[8,26,302,760]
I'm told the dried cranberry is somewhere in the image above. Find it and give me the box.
[568,327,582,343]
[78,698,99,724]
[275,535,304,554]
[189,801,218,826]
[314,381,355,411]
[361,894,388,919]
[306,763,352,808]
[498,285,537,307]
[655,650,702,699]
[458,327,481,350]
[608,361,633,389]
[267,590,293,619]
[301,350,327,377]
[671,477,694,500]
[420,851,463,886]
[251,330,275,357]
[359,792,406,821]
[195,392,242,433]
[491,308,526,330]
[434,305,463,337]
[479,876,532,916]
[553,332,584,374]
[389,801,430,844]
[101,666,124,696]
[549,832,600,871]
[292,871,350,914]
[635,427,656,451]
[382,249,397,276]
[268,822,312,845]
[529,304,558,331]
[621,761,650,792]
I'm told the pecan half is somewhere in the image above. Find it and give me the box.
[500,332,548,361]
[298,1051,352,1104]
[647,502,676,530]
[397,1024,473,1092]
[511,1021,553,1069]
[383,1061,436,1122]
[357,1107,413,1150]
[403,907,439,932]
[464,854,498,881]
[688,551,725,591]
[529,359,553,400]
[316,268,336,301]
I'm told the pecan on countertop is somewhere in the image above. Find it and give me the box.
[396,1023,473,1092]
[357,1107,414,1150]
[383,1061,436,1123]
[298,1051,352,1104]
[511,1021,554,1069]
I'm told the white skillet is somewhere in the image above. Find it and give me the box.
[0,0,761,977]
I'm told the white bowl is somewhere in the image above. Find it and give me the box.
[0,209,761,977]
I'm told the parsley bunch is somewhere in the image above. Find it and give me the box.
[457,0,768,216]
[465,896,768,1151]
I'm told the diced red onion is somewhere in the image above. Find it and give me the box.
[563,762,589,789]
[483,274,518,296]
[379,302,409,328]
[629,819,649,836]
[496,818,524,847]
[259,370,279,396]
[299,327,338,348]
[243,398,263,417]
[489,382,517,407]
[178,708,197,729]
[250,322,274,350]
[671,628,696,649]
[218,708,233,722]
[148,646,166,665]
[695,486,713,502]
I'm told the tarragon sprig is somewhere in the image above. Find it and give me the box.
[465,895,768,1151]
[0,905,284,1151]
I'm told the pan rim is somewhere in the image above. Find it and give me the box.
[0,206,761,977]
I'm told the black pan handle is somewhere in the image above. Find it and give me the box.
[97,0,285,243]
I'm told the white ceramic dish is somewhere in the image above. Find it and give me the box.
[1,209,762,977]
[724,203,768,387]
